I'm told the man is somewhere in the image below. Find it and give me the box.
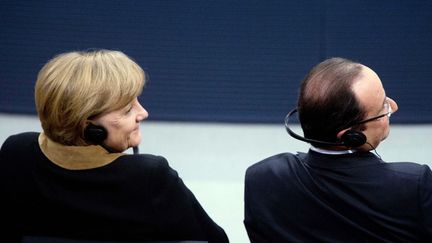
[244,57,432,242]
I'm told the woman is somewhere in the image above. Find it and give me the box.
[0,49,229,242]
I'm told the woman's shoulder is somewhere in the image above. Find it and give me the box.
[115,154,183,193]
[1,132,40,150]
[115,154,174,176]
[4,131,39,142]
[119,153,168,166]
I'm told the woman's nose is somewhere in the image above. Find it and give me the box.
[136,102,149,121]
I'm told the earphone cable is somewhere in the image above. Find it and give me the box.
[366,142,382,160]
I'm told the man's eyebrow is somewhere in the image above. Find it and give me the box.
[379,95,387,112]
[374,95,387,115]
[382,94,387,104]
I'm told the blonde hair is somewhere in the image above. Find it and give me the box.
[35,49,145,145]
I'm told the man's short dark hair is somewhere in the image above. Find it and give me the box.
[298,57,366,146]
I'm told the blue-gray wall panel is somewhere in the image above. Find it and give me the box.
[1,1,430,123]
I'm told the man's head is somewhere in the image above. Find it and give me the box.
[298,57,398,150]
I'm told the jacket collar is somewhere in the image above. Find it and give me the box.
[38,133,125,170]
[298,149,383,169]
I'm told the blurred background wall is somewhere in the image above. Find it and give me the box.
[1,0,432,123]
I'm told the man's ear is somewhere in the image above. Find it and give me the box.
[336,128,352,140]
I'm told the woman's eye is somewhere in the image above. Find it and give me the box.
[125,106,133,114]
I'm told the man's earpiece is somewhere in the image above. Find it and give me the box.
[340,129,367,147]
[84,123,108,144]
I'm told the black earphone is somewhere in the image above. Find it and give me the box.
[284,108,367,148]
[84,123,140,154]
[84,123,108,145]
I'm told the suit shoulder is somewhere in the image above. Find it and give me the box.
[246,152,298,175]
[384,161,431,177]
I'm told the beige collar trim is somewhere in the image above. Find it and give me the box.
[38,133,125,170]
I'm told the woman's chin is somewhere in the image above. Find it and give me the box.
[128,136,141,148]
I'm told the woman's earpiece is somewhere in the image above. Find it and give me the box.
[84,123,108,144]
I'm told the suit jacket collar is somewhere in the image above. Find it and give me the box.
[299,149,384,169]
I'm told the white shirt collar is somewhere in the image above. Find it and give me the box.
[310,145,357,155]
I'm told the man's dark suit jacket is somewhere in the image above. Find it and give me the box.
[244,150,432,242]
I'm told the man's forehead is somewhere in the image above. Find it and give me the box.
[351,66,385,111]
